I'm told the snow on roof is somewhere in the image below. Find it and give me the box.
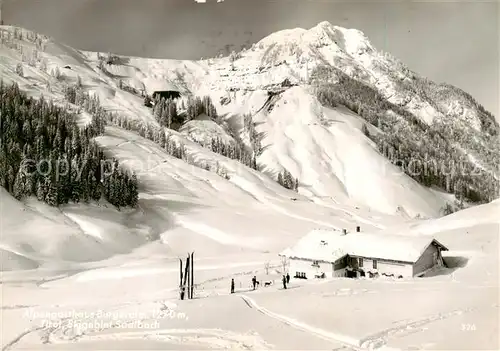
[281,229,348,263]
[283,229,448,263]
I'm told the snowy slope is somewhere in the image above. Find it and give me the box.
[0,24,498,351]
[179,113,235,146]
[0,23,493,269]
[1,196,497,351]
[0,187,154,271]
[0,25,456,218]
[251,86,447,216]
[0,119,395,270]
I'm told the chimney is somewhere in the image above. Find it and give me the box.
[356,226,361,232]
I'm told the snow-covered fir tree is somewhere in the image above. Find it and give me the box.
[0,82,138,208]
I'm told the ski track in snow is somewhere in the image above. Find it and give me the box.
[230,175,341,230]
[1,24,499,351]
[1,326,45,351]
[63,213,103,240]
[239,293,497,351]
[239,294,369,351]
[358,304,495,350]
[2,263,497,351]
[2,300,175,349]
[171,214,241,246]
[3,299,271,350]
[72,260,264,282]
[65,328,272,350]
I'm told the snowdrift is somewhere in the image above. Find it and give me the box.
[0,24,453,218]
[0,24,498,350]
[0,188,152,270]
[251,86,447,216]
[1,196,498,351]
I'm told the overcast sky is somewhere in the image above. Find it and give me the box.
[4,0,499,117]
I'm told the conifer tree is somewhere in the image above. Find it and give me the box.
[361,123,370,137]
[70,156,82,202]
[0,82,137,208]
[283,170,294,189]
[13,168,28,200]
[277,172,283,186]
[130,172,139,207]
[45,178,58,206]
[159,131,167,149]
[167,100,177,126]
[36,179,47,201]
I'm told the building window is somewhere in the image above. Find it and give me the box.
[359,258,363,267]
[373,260,377,269]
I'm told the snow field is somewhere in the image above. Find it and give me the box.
[0,24,498,350]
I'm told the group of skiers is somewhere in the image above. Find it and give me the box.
[230,273,290,294]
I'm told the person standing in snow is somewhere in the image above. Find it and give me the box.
[231,278,235,294]
[252,276,257,290]
[282,275,287,289]
[286,273,290,284]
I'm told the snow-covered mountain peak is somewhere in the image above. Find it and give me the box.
[251,21,374,63]
[1,23,497,220]
[310,21,374,54]
[200,22,379,94]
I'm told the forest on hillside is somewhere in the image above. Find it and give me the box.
[0,82,138,208]
[311,65,499,205]
[145,93,298,190]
